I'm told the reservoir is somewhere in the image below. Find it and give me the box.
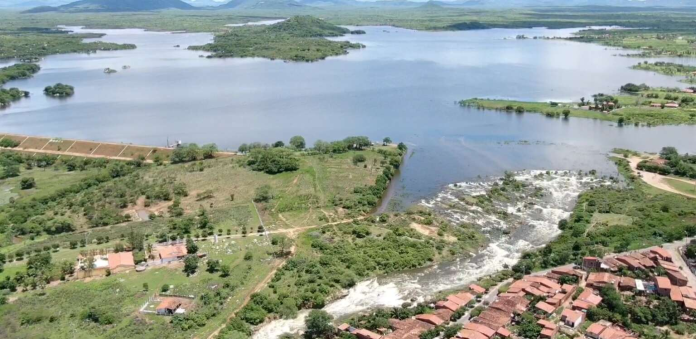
[0,25,695,206]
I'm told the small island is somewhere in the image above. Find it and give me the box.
[44,83,75,98]
[189,16,364,62]
[350,29,366,35]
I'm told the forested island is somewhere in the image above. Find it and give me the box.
[44,83,75,98]
[189,16,364,62]
[0,63,39,108]
[461,83,696,126]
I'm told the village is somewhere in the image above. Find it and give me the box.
[337,245,696,339]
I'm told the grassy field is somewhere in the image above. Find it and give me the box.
[664,178,696,196]
[0,236,275,339]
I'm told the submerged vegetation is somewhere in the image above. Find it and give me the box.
[190,16,364,62]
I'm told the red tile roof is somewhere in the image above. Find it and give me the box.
[355,329,382,339]
[415,314,445,326]
[561,309,583,324]
[586,323,607,336]
[158,244,187,260]
[535,301,556,314]
[469,284,486,294]
[671,286,684,303]
[436,300,460,312]
[459,329,488,339]
[107,251,135,270]
[685,298,696,310]
[463,323,496,338]
[681,286,696,300]
[654,276,672,289]
[496,327,511,338]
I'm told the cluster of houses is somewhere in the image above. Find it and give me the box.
[75,242,192,279]
[649,102,680,109]
[337,246,695,339]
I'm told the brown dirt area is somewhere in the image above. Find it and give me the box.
[18,137,51,150]
[410,222,457,242]
[92,143,127,157]
[41,139,75,152]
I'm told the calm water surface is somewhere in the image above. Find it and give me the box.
[1,25,695,206]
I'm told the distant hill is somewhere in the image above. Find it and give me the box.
[216,0,304,9]
[23,0,196,13]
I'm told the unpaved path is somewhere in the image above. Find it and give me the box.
[627,156,696,199]
[205,246,296,339]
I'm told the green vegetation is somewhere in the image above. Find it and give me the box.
[230,209,485,329]
[0,26,135,61]
[0,63,39,108]
[512,154,696,275]
[0,63,40,86]
[189,16,364,62]
[636,147,696,179]
[585,284,684,338]
[632,61,696,84]
[169,143,218,164]
[43,83,75,98]
[460,84,696,126]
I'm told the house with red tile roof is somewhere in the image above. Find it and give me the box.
[587,273,618,289]
[355,328,382,339]
[572,299,592,312]
[658,260,680,272]
[583,257,602,271]
[561,309,584,328]
[458,329,488,339]
[107,251,135,273]
[615,256,644,271]
[671,286,685,305]
[681,286,696,300]
[463,323,496,338]
[578,289,603,306]
[537,319,557,338]
[436,300,462,312]
[415,314,445,326]
[618,277,636,292]
[655,276,673,296]
[469,284,486,295]
[157,243,188,263]
[684,298,696,312]
[535,301,556,315]
[667,270,688,287]
[496,327,511,338]
[586,323,607,339]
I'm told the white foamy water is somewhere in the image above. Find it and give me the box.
[253,171,608,339]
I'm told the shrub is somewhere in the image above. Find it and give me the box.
[19,177,36,190]
[247,148,299,174]
[352,154,367,165]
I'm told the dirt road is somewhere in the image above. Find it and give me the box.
[627,156,696,199]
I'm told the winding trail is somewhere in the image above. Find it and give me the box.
[627,156,696,199]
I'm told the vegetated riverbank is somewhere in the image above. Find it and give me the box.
[632,61,696,84]
[460,84,696,126]
[189,16,364,62]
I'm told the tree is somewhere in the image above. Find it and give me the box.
[397,142,407,152]
[652,298,680,326]
[207,259,221,273]
[183,255,199,276]
[247,148,300,174]
[272,235,292,257]
[517,312,542,339]
[254,185,273,203]
[562,110,570,119]
[143,283,149,291]
[382,137,392,145]
[186,237,199,255]
[304,310,333,339]
[220,264,231,277]
[618,117,625,127]
[238,143,249,154]
[273,141,285,148]
[314,140,330,154]
[20,177,35,190]
[352,154,366,165]
[289,136,306,150]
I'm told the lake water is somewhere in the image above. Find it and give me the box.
[1,25,695,206]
